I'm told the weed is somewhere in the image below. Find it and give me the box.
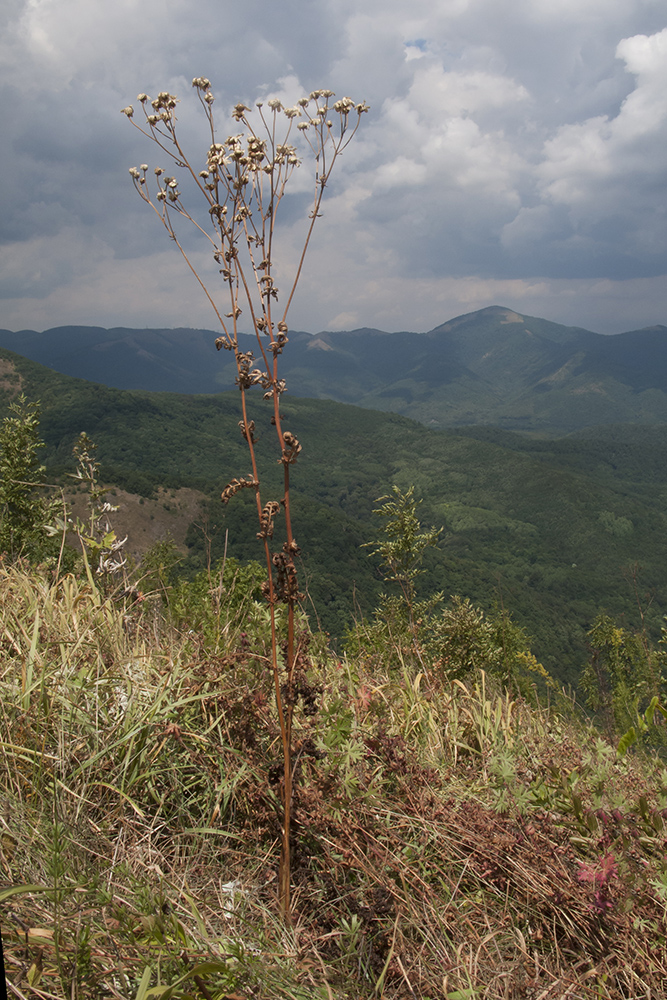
[124,82,368,918]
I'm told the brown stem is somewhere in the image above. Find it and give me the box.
[239,384,292,918]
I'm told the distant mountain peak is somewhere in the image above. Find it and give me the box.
[433,304,522,333]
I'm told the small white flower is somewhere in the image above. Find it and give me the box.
[268,98,282,111]
[121,106,134,118]
[140,164,148,172]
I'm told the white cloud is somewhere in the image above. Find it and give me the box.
[406,62,529,117]
[539,27,667,204]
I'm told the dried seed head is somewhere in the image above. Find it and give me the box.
[334,97,355,114]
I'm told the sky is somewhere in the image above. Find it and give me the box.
[0,0,666,337]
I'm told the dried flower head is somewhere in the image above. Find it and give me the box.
[334,97,355,114]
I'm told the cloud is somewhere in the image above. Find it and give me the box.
[0,0,665,337]
[497,26,667,276]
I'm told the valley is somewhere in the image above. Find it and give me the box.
[2,331,667,687]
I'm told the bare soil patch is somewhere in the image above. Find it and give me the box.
[64,485,207,561]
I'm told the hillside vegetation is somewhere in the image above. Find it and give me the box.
[2,362,667,998]
[2,558,667,998]
[2,348,667,686]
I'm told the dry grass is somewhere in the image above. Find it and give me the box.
[1,563,667,999]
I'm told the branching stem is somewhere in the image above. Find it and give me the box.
[124,81,368,920]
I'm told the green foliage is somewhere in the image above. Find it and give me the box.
[581,613,666,747]
[0,394,61,562]
[139,537,183,599]
[166,555,266,654]
[364,485,441,605]
[349,490,543,695]
[426,597,532,688]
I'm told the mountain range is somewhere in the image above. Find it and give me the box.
[2,305,667,434]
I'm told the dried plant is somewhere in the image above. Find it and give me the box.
[122,81,368,917]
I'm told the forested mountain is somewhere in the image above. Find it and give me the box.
[2,345,667,686]
[2,305,667,433]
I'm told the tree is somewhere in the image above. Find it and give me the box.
[0,395,59,562]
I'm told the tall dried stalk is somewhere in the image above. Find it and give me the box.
[122,81,368,916]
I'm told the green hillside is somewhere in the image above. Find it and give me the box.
[2,346,667,686]
[2,306,667,433]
